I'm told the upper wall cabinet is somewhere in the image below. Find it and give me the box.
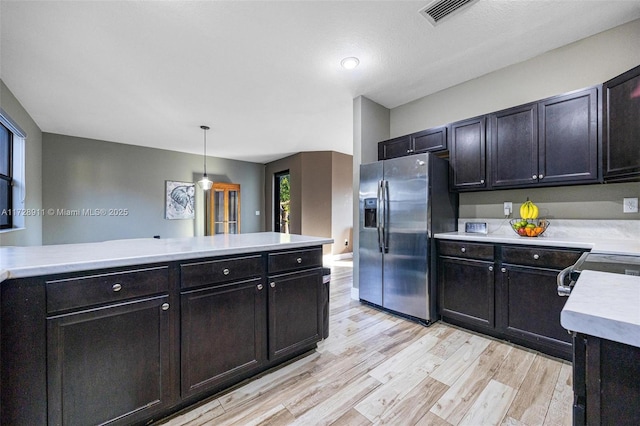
[377,126,447,160]
[489,87,599,190]
[603,64,640,182]
[450,116,488,191]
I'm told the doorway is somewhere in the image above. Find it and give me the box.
[274,171,290,233]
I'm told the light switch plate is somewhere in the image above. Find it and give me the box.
[623,198,638,213]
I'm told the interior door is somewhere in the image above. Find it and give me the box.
[208,183,241,234]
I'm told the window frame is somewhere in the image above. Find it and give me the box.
[0,122,14,229]
[0,108,27,232]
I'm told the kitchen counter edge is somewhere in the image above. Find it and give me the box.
[0,232,334,283]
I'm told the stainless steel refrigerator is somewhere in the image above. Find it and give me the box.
[359,153,458,324]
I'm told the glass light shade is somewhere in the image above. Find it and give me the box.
[198,175,213,190]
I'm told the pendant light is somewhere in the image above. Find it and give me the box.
[198,125,213,190]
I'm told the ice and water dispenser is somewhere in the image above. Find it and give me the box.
[364,198,377,228]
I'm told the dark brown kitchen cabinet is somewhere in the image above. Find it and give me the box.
[603,64,640,182]
[490,87,599,189]
[490,103,538,188]
[180,278,266,398]
[573,333,640,425]
[268,248,323,361]
[537,87,599,185]
[47,295,172,426]
[437,240,585,360]
[377,126,447,160]
[450,116,488,190]
[438,241,495,330]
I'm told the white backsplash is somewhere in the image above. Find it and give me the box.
[459,218,640,240]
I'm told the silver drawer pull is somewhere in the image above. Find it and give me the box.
[257,284,263,290]
[223,268,230,275]
[488,266,494,271]
[532,175,537,180]
[533,254,540,260]
[296,257,302,264]
[461,247,466,253]
[501,268,506,273]
[161,303,169,311]
[270,282,276,288]
[112,283,122,292]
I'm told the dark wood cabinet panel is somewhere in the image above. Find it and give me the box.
[378,135,411,160]
[603,64,640,181]
[180,278,266,398]
[573,334,640,425]
[268,268,322,361]
[538,87,599,184]
[438,256,495,329]
[180,255,263,289]
[450,116,487,190]
[438,240,494,261]
[497,266,572,358]
[268,247,322,275]
[412,126,447,154]
[501,246,582,270]
[47,295,172,426]
[490,103,538,188]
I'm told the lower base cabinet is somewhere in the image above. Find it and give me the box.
[438,240,584,360]
[47,295,172,426]
[573,333,640,425]
[1,246,325,425]
[180,278,267,398]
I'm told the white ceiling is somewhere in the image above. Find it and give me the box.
[2,1,640,164]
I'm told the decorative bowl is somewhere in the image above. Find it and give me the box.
[509,218,549,237]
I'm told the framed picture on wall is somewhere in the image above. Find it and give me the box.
[165,180,195,220]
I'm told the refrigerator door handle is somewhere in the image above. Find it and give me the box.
[377,180,383,252]
[382,180,389,253]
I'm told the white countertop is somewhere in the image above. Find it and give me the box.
[0,232,333,282]
[561,270,640,348]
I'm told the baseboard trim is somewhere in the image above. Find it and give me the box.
[351,286,359,301]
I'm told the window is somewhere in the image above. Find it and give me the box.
[0,108,26,231]
[0,122,13,229]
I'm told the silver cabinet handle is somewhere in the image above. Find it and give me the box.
[112,283,122,292]
[480,179,485,184]
[223,268,230,275]
[532,175,537,180]
[406,149,412,154]
[161,303,169,311]
[296,257,302,264]
[257,284,263,290]
[533,254,540,260]
[461,247,466,253]
[270,282,276,288]
[501,268,506,273]
[539,174,544,179]
[488,266,494,271]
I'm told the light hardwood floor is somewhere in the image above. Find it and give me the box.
[159,260,573,426]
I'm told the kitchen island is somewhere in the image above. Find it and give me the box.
[0,233,333,426]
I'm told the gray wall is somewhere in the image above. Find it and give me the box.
[331,151,353,255]
[0,80,43,246]
[388,18,640,221]
[42,133,264,244]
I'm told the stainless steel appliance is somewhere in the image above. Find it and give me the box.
[557,252,640,296]
[359,153,458,323]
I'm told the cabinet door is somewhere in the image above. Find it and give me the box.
[47,295,172,426]
[490,103,538,188]
[450,116,487,190]
[498,265,571,357]
[180,278,266,398]
[412,126,447,154]
[539,87,599,184]
[603,65,640,181]
[438,257,495,329]
[378,135,411,160]
[268,268,322,361]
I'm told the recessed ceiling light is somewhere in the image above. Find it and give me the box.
[340,57,360,70]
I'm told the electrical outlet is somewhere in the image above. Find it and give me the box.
[623,198,638,213]
[344,239,349,246]
[503,202,512,216]
[255,210,260,216]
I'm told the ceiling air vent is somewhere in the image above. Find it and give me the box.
[419,0,479,26]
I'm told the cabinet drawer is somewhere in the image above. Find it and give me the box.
[47,266,169,313]
[268,248,322,274]
[502,246,584,269]
[181,255,264,289]
[438,240,494,260]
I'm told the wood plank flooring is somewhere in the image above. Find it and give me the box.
[158,260,572,426]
